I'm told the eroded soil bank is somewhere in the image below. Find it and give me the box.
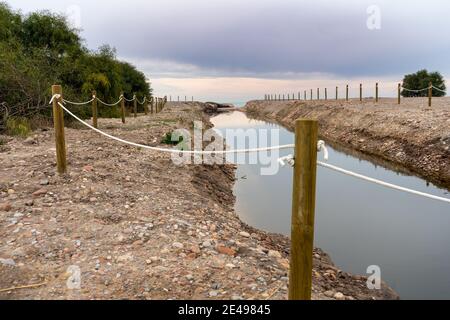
[245,98,450,189]
[1,102,397,300]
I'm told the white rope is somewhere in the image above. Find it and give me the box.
[401,86,430,93]
[57,102,295,155]
[318,162,450,204]
[123,96,135,102]
[137,97,146,105]
[97,96,123,107]
[432,86,447,93]
[62,97,96,105]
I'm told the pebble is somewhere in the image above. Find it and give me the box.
[172,242,184,249]
[209,291,219,297]
[0,258,16,266]
[268,250,282,258]
[202,240,212,248]
[32,189,48,197]
[0,202,12,212]
[216,245,236,257]
[334,292,345,300]
[324,290,335,298]
[239,232,250,238]
[40,179,49,186]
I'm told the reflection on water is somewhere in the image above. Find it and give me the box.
[211,111,450,300]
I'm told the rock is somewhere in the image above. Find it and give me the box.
[83,165,94,172]
[268,250,282,258]
[39,179,49,186]
[216,245,236,257]
[23,137,36,145]
[324,290,335,298]
[32,189,47,197]
[231,295,244,301]
[0,202,12,212]
[334,292,345,300]
[172,242,184,249]
[202,241,212,248]
[239,231,250,238]
[209,290,219,297]
[7,189,15,195]
[25,199,34,207]
[117,253,133,263]
[0,258,16,266]
[12,247,26,258]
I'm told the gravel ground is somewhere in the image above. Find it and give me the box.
[0,102,398,300]
[245,97,450,189]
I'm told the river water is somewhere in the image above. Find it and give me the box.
[211,111,450,300]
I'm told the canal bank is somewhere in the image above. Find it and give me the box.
[211,110,449,299]
[244,98,450,190]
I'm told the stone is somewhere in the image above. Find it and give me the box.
[39,179,49,186]
[239,231,250,238]
[32,189,47,197]
[268,250,282,258]
[202,240,212,248]
[172,242,184,249]
[0,202,12,212]
[83,165,94,172]
[216,245,236,257]
[23,137,36,145]
[334,292,345,300]
[25,199,34,207]
[209,290,219,297]
[0,258,16,266]
[324,290,334,298]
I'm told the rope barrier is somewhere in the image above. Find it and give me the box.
[317,162,450,204]
[96,96,123,107]
[57,101,295,155]
[432,86,447,93]
[137,97,146,105]
[401,86,431,93]
[123,96,135,102]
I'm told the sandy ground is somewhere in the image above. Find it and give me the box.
[0,102,397,300]
[245,97,450,189]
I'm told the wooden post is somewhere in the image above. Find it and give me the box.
[336,86,338,100]
[398,83,401,105]
[120,92,126,124]
[360,84,362,102]
[150,97,154,114]
[428,81,432,107]
[51,85,67,174]
[304,91,306,101]
[310,89,313,101]
[144,97,149,115]
[289,119,318,300]
[376,83,379,103]
[325,88,328,101]
[133,93,137,118]
[317,88,319,100]
[346,85,349,101]
[298,92,301,100]
[92,90,98,129]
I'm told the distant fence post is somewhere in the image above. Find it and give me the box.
[346,85,349,101]
[398,83,401,105]
[310,89,313,101]
[317,88,319,100]
[428,82,432,107]
[325,88,328,101]
[375,83,379,103]
[51,85,67,174]
[144,97,149,115]
[133,93,137,118]
[360,84,362,102]
[336,86,338,100]
[304,91,306,100]
[298,92,301,100]
[289,119,318,300]
[120,92,126,123]
[92,90,98,129]
[150,97,154,114]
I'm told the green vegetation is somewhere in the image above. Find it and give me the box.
[401,69,446,97]
[6,117,31,137]
[0,2,152,132]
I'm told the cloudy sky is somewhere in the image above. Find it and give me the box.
[7,0,450,102]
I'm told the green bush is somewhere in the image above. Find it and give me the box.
[6,117,31,137]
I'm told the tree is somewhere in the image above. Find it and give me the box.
[401,69,446,97]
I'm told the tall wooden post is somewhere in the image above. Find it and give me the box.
[310,89,313,101]
[336,86,338,100]
[304,91,306,100]
[92,90,98,129]
[376,83,379,103]
[150,97,154,114]
[317,88,319,100]
[289,119,318,300]
[120,92,126,124]
[298,92,301,100]
[133,93,137,118]
[51,85,67,174]
[398,83,401,105]
[428,82,432,107]
[346,85,349,101]
[325,88,328,101]
[360,84,363,102]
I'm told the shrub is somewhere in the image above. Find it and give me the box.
[6,117,31,137]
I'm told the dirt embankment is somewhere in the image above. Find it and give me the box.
[245,98,450,189]
[1,102,397,300]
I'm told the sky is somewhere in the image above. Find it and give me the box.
[6,0,450,102]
